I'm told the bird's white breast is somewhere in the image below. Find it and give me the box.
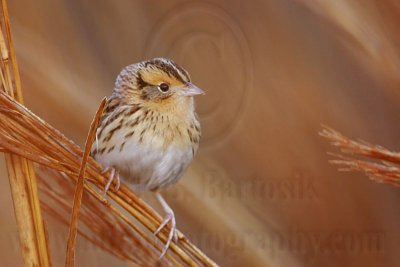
[95,125,196,190]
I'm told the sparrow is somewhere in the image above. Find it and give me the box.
[91,57,203,258]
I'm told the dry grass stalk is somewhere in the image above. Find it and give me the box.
[320,126,400,188]
[38,169,167,266]
[0,0,50,266]
[0,72,217,266]
[65,97,106,267]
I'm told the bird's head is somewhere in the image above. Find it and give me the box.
[113,58,204,110]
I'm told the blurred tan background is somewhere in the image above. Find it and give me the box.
[1,0,400,266]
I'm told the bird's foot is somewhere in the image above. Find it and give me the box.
[101,167,120,196]
[154,193,178,259]
[154,210,177,259]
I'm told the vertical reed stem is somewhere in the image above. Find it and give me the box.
[65,98,106,267]
[0,1,50,266]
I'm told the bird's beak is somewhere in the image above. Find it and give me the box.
[180,82,205,97]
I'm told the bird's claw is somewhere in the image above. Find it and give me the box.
[101,167,120,196]
[154,211,177,259]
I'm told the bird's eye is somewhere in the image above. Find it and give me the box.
[158,83,170,92]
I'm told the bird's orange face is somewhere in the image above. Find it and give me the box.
[112,58,203,115]
[134,58,204,105]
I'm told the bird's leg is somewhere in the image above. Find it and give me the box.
[154,193,178,259]
[101,167,120,195]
